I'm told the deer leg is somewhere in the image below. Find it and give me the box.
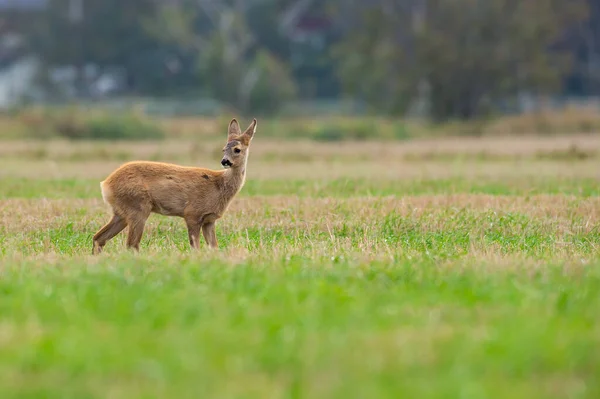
[126,213,150,252]
[201,222,218,249]
[185,217,201,250]
[92,214,127,255]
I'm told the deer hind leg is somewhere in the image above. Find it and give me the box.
[202,222,218,249]
[126,212,150,252]
[93,214,127,255]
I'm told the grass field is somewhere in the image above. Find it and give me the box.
[1,132,600,398]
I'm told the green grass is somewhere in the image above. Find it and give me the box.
[1,195,598,397]
[2,204,599,259]
[2,176,600,199]
[0,257,598,399]
[1,136,600,398]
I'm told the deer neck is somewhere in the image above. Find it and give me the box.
[222,161,247,199]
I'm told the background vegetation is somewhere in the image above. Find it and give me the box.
[1,0,597,122]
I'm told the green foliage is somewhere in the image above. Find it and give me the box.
[196,25,298,115]
[83,114,164,141]
[312,119,374,141]
[25,0,162,92]
[10,0,594,120]
[334,7,417,116]
[254,118,409,142]
[244,50,298,115]
[17,108,164,141]
[335,0,589,121]
[311,124,345,141]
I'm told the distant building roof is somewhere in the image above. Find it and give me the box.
[0,0,47,10]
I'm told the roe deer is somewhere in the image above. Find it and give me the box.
[92,118,257,254]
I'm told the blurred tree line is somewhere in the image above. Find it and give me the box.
[0,0,595,121]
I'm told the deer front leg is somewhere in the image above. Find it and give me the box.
[202,222,218,249]
[185,217,201,250]
[126,213,149,252]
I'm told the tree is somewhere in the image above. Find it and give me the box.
[23,0,163,95]
[335,0,588,121]
[146,0,297,115]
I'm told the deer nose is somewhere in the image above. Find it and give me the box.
[221,158,232,167]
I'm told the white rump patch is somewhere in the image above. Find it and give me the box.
[100,181,112,205]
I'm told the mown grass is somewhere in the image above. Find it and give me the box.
[2,176,600,199]
[2,195,599,259]
[0,136,599,398]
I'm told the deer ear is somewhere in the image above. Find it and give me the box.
[228,118,241,139]
[243,118,257,140]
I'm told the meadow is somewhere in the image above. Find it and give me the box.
[0,127,599,398]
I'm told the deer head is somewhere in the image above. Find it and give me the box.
[221,118,257,169]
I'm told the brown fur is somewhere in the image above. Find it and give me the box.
[92,118,257,254]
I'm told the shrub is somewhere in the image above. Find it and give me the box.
[81,114,164,140]
[311,119,401,141]
[312,124,345,141]
[480,106,600,136]
[246,51,298,115]
[392,122,411,140]
[18,108,165,140]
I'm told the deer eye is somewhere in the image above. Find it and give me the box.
[234,148,241,154]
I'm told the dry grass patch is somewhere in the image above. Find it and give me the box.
[2,158,600,181]
[3,134,600,161]
[2,195,599,234]
[1,195,598,262]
